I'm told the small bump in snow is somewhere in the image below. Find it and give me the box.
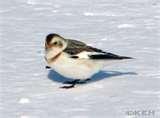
[117,24,135,29]
[19,98,30,104]
[20,115,30,118]
[101,38,107,41]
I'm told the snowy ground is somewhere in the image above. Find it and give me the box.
[0,0,160,118]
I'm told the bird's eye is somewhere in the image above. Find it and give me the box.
[53,42,57,45]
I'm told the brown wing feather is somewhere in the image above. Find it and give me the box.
[64,39,106,55]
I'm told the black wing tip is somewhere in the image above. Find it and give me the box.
[89,54,134,60]
[120,56,134,59]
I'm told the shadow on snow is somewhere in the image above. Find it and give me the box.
[47,69,137,85]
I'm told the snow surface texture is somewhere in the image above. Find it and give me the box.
[0,0,160,118]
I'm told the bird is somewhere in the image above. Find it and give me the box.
[44,33,132,88]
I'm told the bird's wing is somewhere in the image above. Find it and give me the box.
[69,51,132,60]
[88,52,132,60]
[67,39,86,48]
[64,39,132,60]
[64,39,105,55]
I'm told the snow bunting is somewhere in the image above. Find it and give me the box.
[45,33,132,88]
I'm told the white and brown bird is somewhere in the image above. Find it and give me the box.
[44,33,132,88]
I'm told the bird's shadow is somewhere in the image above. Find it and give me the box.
[47,69,137,84]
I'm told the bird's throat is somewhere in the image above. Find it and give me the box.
[46,52,62,64]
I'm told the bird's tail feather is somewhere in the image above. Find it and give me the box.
[89,53,133,60]
[119,56,133,59]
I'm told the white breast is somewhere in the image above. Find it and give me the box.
[48,53,104,80]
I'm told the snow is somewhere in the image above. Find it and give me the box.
[117,24,135,29]
[0,0,160,118]
[19,98,31,104]
[20,115,30,118]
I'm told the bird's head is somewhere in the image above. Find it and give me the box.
[45,33,68,59]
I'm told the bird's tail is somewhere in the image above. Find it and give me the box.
[118,56,133,59]
[89,53,133,60]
